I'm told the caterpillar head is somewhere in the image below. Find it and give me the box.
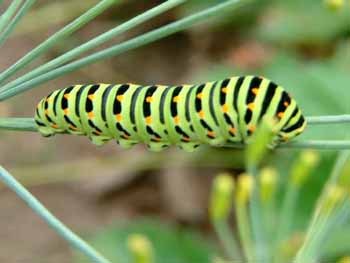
[34,97,57,137]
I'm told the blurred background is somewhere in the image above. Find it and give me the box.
[0,0,350,262]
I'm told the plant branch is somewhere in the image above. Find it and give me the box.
[0,0,23,34]
[0,0,184,89]
[0,166,111,263]
[0,0,35,47]
[1,117,350,149]
[0,0,119,85]
[0,0,246,101]
[306,115,350,125]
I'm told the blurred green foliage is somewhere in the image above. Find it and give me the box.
[74,219,217,263]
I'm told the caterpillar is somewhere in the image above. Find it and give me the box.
[34,76,306,152]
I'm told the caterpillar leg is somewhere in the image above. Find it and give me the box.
[177,142,201,152]
[89,135,111,146]
[146,142,170,152]
[117,139,138,149]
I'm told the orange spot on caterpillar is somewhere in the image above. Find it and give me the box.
[221,87,228,93]
[88,111,94,119]
[122,134,130,139]
[198,110,205,118]
[88,94,94,101]
[64,94,70,99]
[222,104,229,113]
[69,125,78,130]
[116,114,122,121]
[277,112,284,118]
[116,95,124,102]
[284,102,290,107]
[252,88,259,95]
[51,124,58,129]
[196,93,203,99]
[182,136,191,142]
[174,116,180,124]
[145,116,152,124]
[247,103,255,111]
[173,96,180,103]
[248,125,256,133]
[207,131,215,138]
[146,96,153,103]
[229,127,236,134]
[63,109,69,115]
[153,137,162,142]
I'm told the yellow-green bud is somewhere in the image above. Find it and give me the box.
[338,256,350,263]
[320,185,347,215]
[291,150,319,187]
[337,160,350,188]
[127,234,154,263]
[260,167,278,204]
[236,174,254,205]
[324,0,344,11]
[245,117,277,167]
[209,173,234,221]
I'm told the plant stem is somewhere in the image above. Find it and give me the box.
[0,0,22,34]
[247,165,267,262]
[0,0,184,89]
[213,220,241,261]
[1,117,350,149]
[0,0,35,47]
[0,0,118,85]
[0,166,111,263]
[0,0,246,100]
[306,114,350,124]
[235,201,254,262]
[0,117,37,131]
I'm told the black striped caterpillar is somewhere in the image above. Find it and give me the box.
[34,76,306,152]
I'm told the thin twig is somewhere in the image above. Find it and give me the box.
[0,166,111,263]
[0,0,183,88]
[0,0,36,47]
[0,0,246,101]
[0,0,119,85]
[306,115,350,125]
[1,117,350,149]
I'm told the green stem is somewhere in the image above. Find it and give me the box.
[274,185,299,262]
[247,165,267,263]
[306,115,350,124]
[2,118,350,149]
[0,0,246,100]
[0,0,23,34]
[0,166,111,263]
[0,0,118,85]
[0,0,36,47]
[235,202,254,262]
[213,220,242,261]
[0,0,184,88]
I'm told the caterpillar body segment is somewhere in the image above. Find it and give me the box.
[34,76,306,152]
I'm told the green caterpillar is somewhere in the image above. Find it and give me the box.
[34,75,306,152]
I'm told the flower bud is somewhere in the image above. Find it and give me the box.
[260,167,278,204]
[236,174,254,205]
[209,173,235,221]
[338,256,350,263]
[324,0,344,11]
[320,185,347,215]
[291,150,319,187]
[127,234,153,263]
